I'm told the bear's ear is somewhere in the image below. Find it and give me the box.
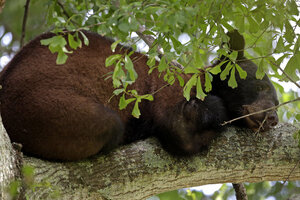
[227,30,245,59]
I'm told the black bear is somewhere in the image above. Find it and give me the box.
[0,30,278,161]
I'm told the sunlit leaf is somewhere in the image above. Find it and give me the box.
[124,55,137,81]
[284,52,300,82]
[220,62,233,80]
[111,40,122,52]
[132,98,141,118]
[204,72,212,92]
[235,64,247,79]
[197,76,206,100]
[105,54,122,67]
[183,74,197,101]
[228,67,237,88]
[79,31,89,46]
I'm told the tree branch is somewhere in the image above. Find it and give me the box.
[1,118,300,199]
[20,0,30,47]
[233,183,248,200]
[136,27,184,70]
[270,61,300,89]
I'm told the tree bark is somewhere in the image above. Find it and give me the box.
[0,118,300,200]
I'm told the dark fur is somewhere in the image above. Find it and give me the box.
[0,31,278,161]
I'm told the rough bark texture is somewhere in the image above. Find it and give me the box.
[0,118,300,200]
[0,119,19,200]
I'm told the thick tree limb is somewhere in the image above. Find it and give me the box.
[1,118,300,199]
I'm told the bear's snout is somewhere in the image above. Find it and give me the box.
[242,102,278,132]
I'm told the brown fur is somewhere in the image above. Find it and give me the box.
[0,32,191,160]
[0,31,278,161]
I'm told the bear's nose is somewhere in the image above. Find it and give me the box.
[267,112,278,127]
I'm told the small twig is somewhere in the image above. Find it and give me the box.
[61,22,104,34]
[221,97,300,126]
[136,27,184,70]
[271,61,300,89]
[276,160,300,193]
[57,1,71,19]
[254,113,268,136]
[247,25,270,49]
[151,83,170,95]
[232,183,248,200]
[57,0,80,26]
[20,0,31,47]
[282,160,300,186]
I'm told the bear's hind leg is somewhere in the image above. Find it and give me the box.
[2,89,124,161]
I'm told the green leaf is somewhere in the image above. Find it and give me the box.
[229,51,238,61]
[204,72,212,92]
[141,94,154,101]
[105,54,122,67]
[112,61,124,88]
[79,31,89,46]
[295,114,300,121]
[68,34,81,50]
[197,76,206,100]
[235,64,247,79]
[119,94,135,110]
[294,36,300,53]
[158,56,168,72]
[170,35,182,53]
[287,0,299,16]
[124,55,137,81]
[113,89,124,95]
[184,66,199,74]
[111,40,121,52]
[56,16,66,23]
[274,36,285,53]
[41,35,67,47]
[142,30,155,35]
[183,74,197,101]
[284,20,295,44]
[129,18,139,30]
[209,63,222,75]
[147,57,156,67]
[220,62,233,80]
[177,75,185,87]
[118,22,130,33]
[248,16,259,33]
[228,67,237,88]
[132,99,141,118]
[284,53,300,81]
[148,66,157,74]
[235,15,245,33]
[256,59,265,79]
[56,51,68,65]
[168,75,175,85]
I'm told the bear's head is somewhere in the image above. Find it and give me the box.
[212,30,279,131]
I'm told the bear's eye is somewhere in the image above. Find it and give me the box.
[257,85,264,91]
[256,84,270,91]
